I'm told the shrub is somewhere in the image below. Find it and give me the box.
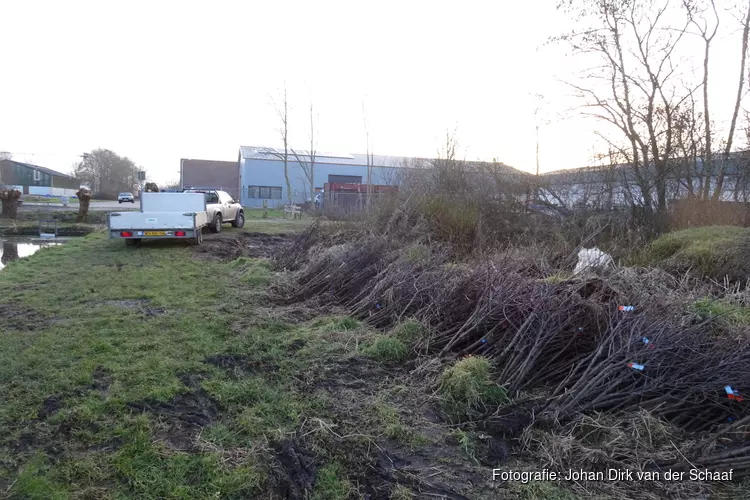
[438,356,507,421]
[420,195,479,247]
[390,320,428,344]
[364,336,410,364]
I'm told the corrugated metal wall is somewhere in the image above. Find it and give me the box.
[0,160,79,192]
[240,158,400,208]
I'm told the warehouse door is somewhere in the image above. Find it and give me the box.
[328,174,362,184]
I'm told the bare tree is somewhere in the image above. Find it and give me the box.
[711,0,750,199]
[259,86,294,204]
[683,0,720,199]
[291,103,318,203]
[557,0,692,218]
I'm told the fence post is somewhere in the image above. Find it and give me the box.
[263,199,268,219]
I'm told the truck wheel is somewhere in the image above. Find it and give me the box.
[231,211,245,228]
[210,213,222,233]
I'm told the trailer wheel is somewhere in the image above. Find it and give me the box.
[210,213,222,233]
[125,239,141,247]
[194,229,203,245]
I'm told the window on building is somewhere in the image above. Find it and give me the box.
[248,185,282,199]
[33,169,41,181]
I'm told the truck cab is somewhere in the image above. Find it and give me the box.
[181,188,244,232]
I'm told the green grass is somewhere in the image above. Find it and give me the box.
[21,196,80,204]
[449,428,477,463]
[692,298,750,326]
[507,481,582,500]
[390,319,428,345]
[390,484,414,499]
[541,273,569,284]
[311,463,354,500]
[0,232,359,498]
[241,216,311,234]
[438,356,508,422]
[244,208,285,219]
[374,401,409,441]
[230,257,273,286]
[635,226,750,279]
[370,398,432,449]
[364,336,410,364]
[648,226,746,258]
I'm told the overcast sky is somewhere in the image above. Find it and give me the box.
[0,0,747,184]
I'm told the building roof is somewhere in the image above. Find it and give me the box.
[240,146,416,168]
[239,146,527,178]
[542,151,750,185]
[0,159,78,180]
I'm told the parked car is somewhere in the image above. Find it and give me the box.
[118,192,135,203]
[181,189,244,232]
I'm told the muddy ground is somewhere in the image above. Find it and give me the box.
[184,233,512,500]
[194,231,295,262]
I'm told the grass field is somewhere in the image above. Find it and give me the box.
[21,196,80,205]
[0,228,334,499]
[13,219,745,498]
[0,218,537,499]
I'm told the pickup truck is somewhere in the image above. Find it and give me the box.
[108,190,244,246]
[181,189,245,233]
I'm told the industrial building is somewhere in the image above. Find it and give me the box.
[179,149,406,208]
[238,146,409,208]
[180,146,528,209]
[0,159,80,196]
[180,158,241,201]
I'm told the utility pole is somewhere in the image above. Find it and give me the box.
[363,99,372,213]
[532,95,547,205]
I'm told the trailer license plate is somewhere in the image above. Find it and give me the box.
[144,231,166,236]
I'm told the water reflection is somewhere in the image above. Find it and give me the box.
[0,240,63,270]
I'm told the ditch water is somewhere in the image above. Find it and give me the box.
[0,238,67,270]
